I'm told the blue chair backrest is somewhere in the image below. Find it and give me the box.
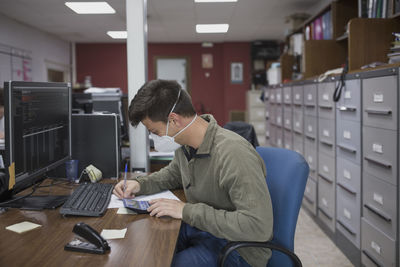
[256,147,309,267]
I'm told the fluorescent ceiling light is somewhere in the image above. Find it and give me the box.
[196,24,229,33]
[107,31,127,39]
[195,0,237,2]
[65,2,116,14]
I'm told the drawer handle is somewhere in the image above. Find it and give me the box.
[305,134,316,140]
[362,250,383,267]
[318,104,332,109]
[318,174,333,183]
[338,106,357,112]
[305,103,315,107]
[293,103,302,106]
[304,195,314,204]
[309,168,316,172]
[320,140,333,147]
[365,108,392,115]
[294,129,302,134]
[337,219,356,236]
[364,156,392,169]
[364,203,392,222]
[337,182,357,195]
[318,207,333,220]
[337,143,356,153]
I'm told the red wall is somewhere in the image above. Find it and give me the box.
[76,42,251,126]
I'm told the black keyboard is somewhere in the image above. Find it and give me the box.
[60,183,113,217]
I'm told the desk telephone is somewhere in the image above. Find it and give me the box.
[65,222,110,254]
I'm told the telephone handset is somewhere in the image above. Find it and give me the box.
[65,222,110,254]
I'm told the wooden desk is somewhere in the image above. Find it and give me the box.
[0,176,184,267]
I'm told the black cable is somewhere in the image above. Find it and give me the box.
[333,59,349,102]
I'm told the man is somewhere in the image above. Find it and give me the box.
[113,80,273,267]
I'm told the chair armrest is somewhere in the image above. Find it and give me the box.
[217,241,302,267]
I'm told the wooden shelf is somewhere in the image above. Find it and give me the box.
[336,33,348,41]
[348,18,400,71]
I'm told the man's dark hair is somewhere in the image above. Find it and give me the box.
[129,79,196,127]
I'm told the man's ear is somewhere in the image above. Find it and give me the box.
[168,112,181,127]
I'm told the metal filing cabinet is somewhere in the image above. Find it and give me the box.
[317,81,336,233]
[335,77,362,251]
[361,68,399,267]
[246,90,266,146]
[283,85,293,150]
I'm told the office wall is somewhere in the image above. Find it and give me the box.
[0,14,70,83]
[75,42,251,125]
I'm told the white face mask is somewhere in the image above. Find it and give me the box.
[151,90,197,152]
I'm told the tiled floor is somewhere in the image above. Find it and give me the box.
[294,208,354,267]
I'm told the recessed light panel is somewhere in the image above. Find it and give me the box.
[196,24,229,33]
[65,2,116,14]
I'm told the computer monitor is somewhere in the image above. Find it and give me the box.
[0,81,71,208]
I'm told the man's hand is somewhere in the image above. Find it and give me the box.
[148,199,184,219]
[113,180,140,199]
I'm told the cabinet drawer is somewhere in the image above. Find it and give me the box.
[276,126,283,148]
[283,86,292,105]
[304,115,317,139]
[304,84,317,116]
[293,133,304,155]
[318,82,335,120]
[318,176,336,232]
[363,75,398,130]
[363,126,397,186]
[318,152,335,183]
[264,89,270,102]
[293,107,303,134]
[318,117,335,157]
[275,88,282,104]
[361,218,395,267]
[274,106,283,127]
[336,157,361,196]
[265,104,271,121]
[303,178,317,215]
[269,89,276,104]
[363,172,397,238]
[283,107,292,130]
[269,125,276,146]
[265,122,271,141]
[336,120,361,164]
[252,121,265,135]
[247,91,264,108]
[248,107,265,121]
[292,85,303,106]
[336,79,361,122]
[304,137,317,178]
[336,184,360,248]
[283,129,293,150]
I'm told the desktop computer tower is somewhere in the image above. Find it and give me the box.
[71,113,121,179]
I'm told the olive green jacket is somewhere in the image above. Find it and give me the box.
[135,114,273,267]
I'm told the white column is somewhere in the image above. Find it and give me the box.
[126,0,149,172]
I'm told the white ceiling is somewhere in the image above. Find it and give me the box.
[0,0,330,43]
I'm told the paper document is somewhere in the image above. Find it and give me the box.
[101,228,127,240]
[108,190,180,209]
[6,221,41,234]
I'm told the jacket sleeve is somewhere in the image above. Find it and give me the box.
[134,155,182,195]
[182,145,273,242]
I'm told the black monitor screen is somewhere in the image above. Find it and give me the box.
[4,81,71,193]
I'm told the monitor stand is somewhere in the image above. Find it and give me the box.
[4,195,69,210]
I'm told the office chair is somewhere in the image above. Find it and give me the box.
[218,147,309,267]
[223,121,259,148]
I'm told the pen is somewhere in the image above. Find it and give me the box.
[123,163,128,199]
